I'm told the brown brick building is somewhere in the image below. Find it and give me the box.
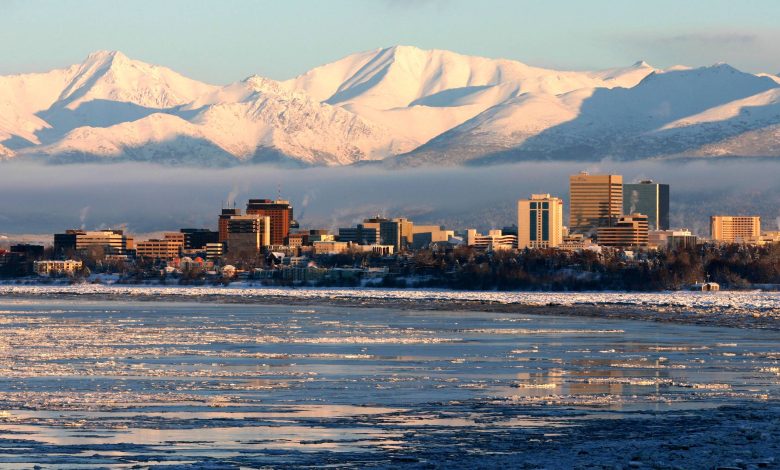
[245,199,293,246]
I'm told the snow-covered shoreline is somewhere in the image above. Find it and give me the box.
[1,283,779,318]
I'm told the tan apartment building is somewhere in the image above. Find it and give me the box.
[517,194,564,249]
[710,216,761,243]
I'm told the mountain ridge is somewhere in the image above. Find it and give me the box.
[2,46,780,167]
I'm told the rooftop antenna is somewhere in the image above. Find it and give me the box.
[277,183,282,201]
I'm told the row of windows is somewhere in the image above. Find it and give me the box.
[528,210,551,242]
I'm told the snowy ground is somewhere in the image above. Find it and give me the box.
[0,298,778,468]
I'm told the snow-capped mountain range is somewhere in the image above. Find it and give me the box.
[1,46,779,166]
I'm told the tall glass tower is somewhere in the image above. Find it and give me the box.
[622,180,670,230]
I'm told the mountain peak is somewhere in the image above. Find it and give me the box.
[83,50,128,66]
[633,60,652,68]
[243,75,287,95]
[708,62,739,73]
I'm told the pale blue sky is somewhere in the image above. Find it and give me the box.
[1,0,779,84]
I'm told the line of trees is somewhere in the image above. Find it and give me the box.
[296,244,778,291]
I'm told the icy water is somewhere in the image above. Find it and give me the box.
[0,298,779,468]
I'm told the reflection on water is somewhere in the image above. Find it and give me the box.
[0,298,778,467]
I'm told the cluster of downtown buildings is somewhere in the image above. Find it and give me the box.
[2,172,778,279]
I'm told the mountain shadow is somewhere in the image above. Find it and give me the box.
[490,65,780,162]
[34,100,171,146]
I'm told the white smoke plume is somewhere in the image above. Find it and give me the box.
[79,206,90,230]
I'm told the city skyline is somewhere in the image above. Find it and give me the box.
[23,171,778,254]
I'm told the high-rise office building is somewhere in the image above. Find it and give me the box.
[623,180,670,230]
[596,214,649,248]
[569,172,623,235]
[710,216,761,243]
[218,208,241,243]
[517,194,564,249]
[245,199,293,246]
[338,223,381,245]
[180,229,220,250]
[226,215,271,255]
[53,230,131,256]
[379,218,414,251]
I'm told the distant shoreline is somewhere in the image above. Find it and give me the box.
[1,284,779,331]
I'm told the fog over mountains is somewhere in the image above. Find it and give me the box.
[1,46,780,167]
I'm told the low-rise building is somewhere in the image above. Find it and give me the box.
[286,232,308,248]
[353,244,395,256]
[338,224,380,245]
[558,234,596,251]
[312,241,350,255]
[411,225,454,249]
[205,242,224,260]
[10,244,45,260]
[464,229,517,251]
[649,229,698,250]
[744,231,780,245]
[307,229,334,243]
[596,214,649,248]
[136,239,182,260]
[34,260,82,276]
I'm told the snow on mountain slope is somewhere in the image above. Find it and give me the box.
[32,113,236,164]
[661,88,780,130]
[188,76,416,165]
[757,73,780,85]
[281,46,661,147]
[2,51,413,165]
[55,51,218,110]
[0,63,80,146]
[285,46,655,110]
[29,72,414,166]
[0,51,218,148]
[587,61,657,87]
[2,47,780,167]
[394,64,780,166]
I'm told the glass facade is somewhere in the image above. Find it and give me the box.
[623,182,670,230]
